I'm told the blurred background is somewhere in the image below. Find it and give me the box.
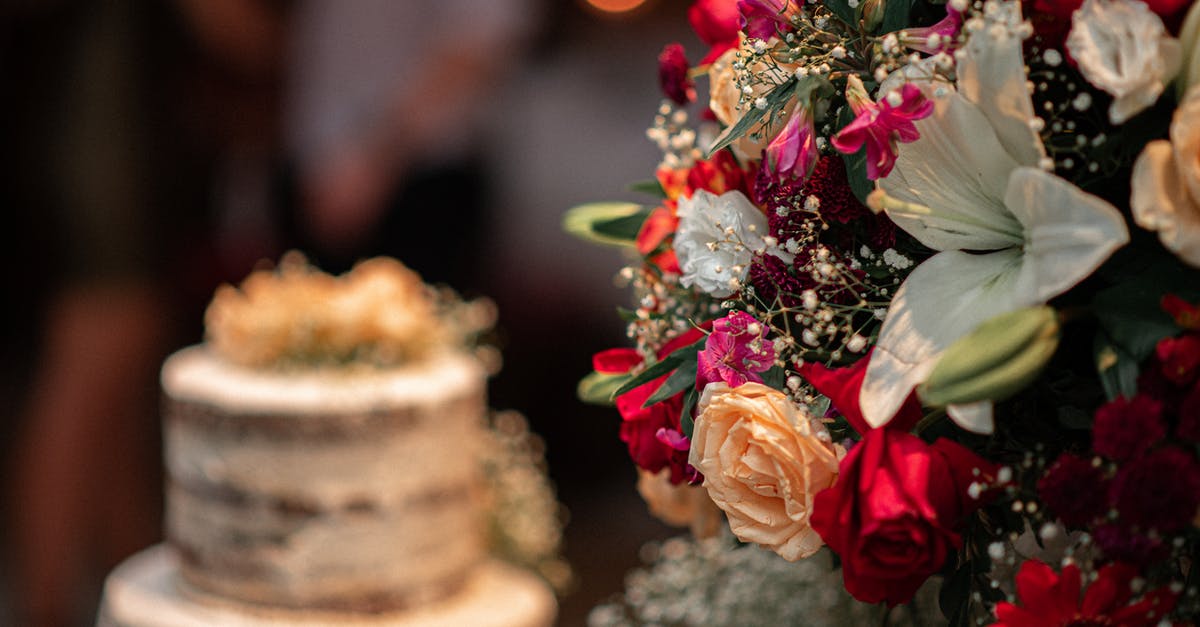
[0,0,706,625]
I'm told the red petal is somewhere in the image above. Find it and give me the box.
[1163,294,1200,329]
[593,348,642,374]
[1014,561,1074,618]
[636,206,679,256]
[799,352,924,435]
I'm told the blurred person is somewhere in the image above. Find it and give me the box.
[2,1,535,624]
[282,0,536,287]
[0,2,235,625]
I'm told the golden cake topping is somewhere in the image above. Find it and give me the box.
[205,253,493,368]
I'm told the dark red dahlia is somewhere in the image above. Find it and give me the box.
[747,250,814,308]
[1179,383,1200,441]
[1091,395,1166,462]
[1022,0,1079,49]
[657,43,695,106]
[1094,523,1169,566]
[801,156,870,225]
[1110,446,1200,533]
[1037,453,1108,527]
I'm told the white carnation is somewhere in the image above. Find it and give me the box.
[1066,0,1181,125]
[674,190,770,298]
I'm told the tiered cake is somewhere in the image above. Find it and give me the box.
[98,256,556,626]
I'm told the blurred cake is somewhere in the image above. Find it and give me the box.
[98,255,556,626]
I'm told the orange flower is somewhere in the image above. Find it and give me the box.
[689,382,843,560]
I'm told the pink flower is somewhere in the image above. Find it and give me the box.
[898,7,963,54]
[658,43,695,106]
[765,107,818,183]
[738,0,800,41]
[831,75,934,180]
[697,311,775,388]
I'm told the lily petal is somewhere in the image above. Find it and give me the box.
[947,401,995,435]
[1007,167,1130,301]
[956,1,1046,167]
[860,248,1028,427]
[878,92,1024,252]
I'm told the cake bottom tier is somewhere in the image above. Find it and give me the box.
[97,545,556,627]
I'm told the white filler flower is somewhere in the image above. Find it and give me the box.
[862,1,1129,434]
[675,189,776,298]
[1066,0,1181,125]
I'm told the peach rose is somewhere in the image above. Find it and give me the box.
[707,45,796,160]
[688,382,843,561]
[636,468,724,539]
[1131,84,1200,267]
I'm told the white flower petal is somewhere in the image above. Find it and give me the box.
[1066,0,1181,125]
[1006,167,1130,302]
[675,189,768,297]
[947,402,995,435]
[879,92,1025,252]
[957,1,1046,167]
[860,249,1028,427]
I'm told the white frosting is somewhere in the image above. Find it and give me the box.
[98,545,557,627]
[161,344,490,609]
[162,346,484,414]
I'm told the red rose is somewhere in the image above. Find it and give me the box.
[810,428,996,606]
[594,327,707,484]
[688,0,741,64]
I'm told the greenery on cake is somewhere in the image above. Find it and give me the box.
[204,252,496,369]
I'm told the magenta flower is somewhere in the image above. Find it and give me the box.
[898,7,963,54]
[738,0,800,41]
[831,75,934,180]
[698,311,776,388]
[765,107,818,183]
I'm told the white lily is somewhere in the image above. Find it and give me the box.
[859,1,1130,433]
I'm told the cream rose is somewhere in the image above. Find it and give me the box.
[1131,84,1200,268]
[688,382,843,561]
[636,468,724,539]
[707,44,796,160]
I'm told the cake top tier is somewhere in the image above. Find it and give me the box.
[162,345,484,414]
[204,253,494,369]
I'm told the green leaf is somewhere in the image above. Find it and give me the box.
[644,359,699,407]
[835,105,873,205]
[938,561,972,627]
[680,386,700,439]
[761,365,786,389]
[881,0,916,33]
[707,78,796,156]
[1093,280,1187,362]
[1094,333,1139,401]
[611,337,706,398]
[793,74,835,104]
[562,202,648,247]
[919,306,1061,406]
[592,209,653,242]
[576,371,633,406]
[823,0,857,27]
[628,179,667,199]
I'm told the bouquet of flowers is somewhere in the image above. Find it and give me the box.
[567,0,1200,624]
